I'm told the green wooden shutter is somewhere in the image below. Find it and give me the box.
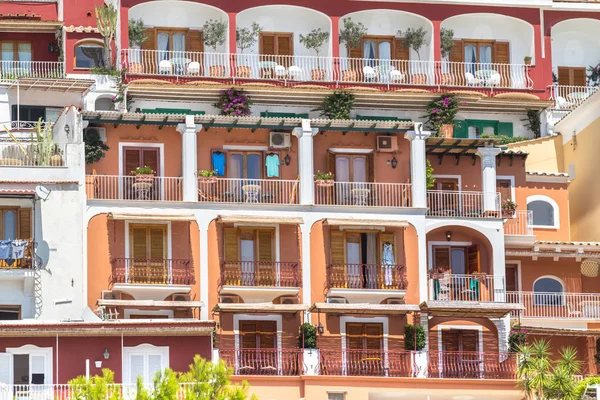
[453,120,468,138]
[497,122,513,137]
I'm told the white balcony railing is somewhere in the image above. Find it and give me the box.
[314,181,411,207]
[86,175,183,201]
[0,141,67,167]
[551,85,599,110]
[0,61,65,80]
[197,178,299,204]
[504,210,533,236]
[429,273,505,302]
[507,291,600,319]
[121,49,534,89]
[426,190,501,218]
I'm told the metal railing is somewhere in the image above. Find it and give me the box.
[314,182,412,207]
[0,141,67,167]
[504,210,534,236]
[319,349,417,377]
[0,61,65,80]
[220,261,301,287]
[121,49,534,89]
[550,85,599,110]
[220,348,302,376]
[428,351,517,379]
[426,190,501,218]
[327,263,407,290]
[428,273,505,302]
[0,384,216,399]
[197,178,299,205]
[507,291,600,319]
[0,121,54,132]
[111,258,195,285]
[86,175,183,201]
[0,239,34,269]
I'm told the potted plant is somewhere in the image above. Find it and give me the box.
[131,166,154,183]
[236,22,262,78]
[440,28,455,84]
[214,88,252,116]
[426,159,435,190]
[587,62,600,87]
[423,93,460,137]
[298,322,317,349]
[398,27,428,84]
[203,19,227,77]
[83,127,109,164]
[502,199,517,218]
[299,28,330,80]
[127,18,147,73]
[315,171,334,187]
[431,266,447,280]
[339,18,367,81]
[524,56,532,66]
[313,90,355,120]
[197,170,217,184]
[49,145,64,167]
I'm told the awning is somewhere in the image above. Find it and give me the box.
[97,299,203,309]
[420,300,524,318]
[311,302,419,315]
[213,302,307,313]
[0,189,35,198]
[107,212,196,221]
[217,215,303,225]
[0,20,62,33]
[520,326,600,337]
[324,218,408,227]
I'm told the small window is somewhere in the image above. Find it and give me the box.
[75,42,105,69]
[528,200,555,227]
[0,305,20,320]
[328,393,346,400]
[533,277,563,306]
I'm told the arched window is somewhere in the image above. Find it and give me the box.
[74,41,105,69]
[533,277,564,306]
[527,195,559,228]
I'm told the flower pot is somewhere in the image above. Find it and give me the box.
[49,154,63,167]
[236,66,251,78]
[411,73,427,85]
[135,174,154,183]
[502,209,516,218]
[209,65,226,77]
[316,179,335,187]
[311,69,325,81]
[524,59,532,66]
[129,62,143,74]
[439,124,454,138]
[198,176,217,184]
[431,273,445,280]
[341,70,357,82]
[440,73,454,85]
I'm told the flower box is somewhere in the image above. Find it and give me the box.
[502,209,516,218]
[316,179,335,187]
[198,176,217,184]
[135,174,154,183]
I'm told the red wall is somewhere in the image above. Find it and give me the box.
[1,33,59,62]
[1,4,57,20]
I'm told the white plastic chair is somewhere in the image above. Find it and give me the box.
[465,72,482,86]
[288,65,302,80]
[389,69,405,83]
[488,72,501,86]
[275,65,287,79]
[187,61,200,75]
[159,60,173,74]
[363,66,377,82]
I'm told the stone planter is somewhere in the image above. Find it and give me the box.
[439,124,454,138]
[316,179,335,187]
[49,154,64,167]
[341,69,357,82]
[311,69,325,81]
[236,66,251,78]
[210,65,226,77]
[502,208,516,218]
[134,174,154,183]
[412,73,427,85]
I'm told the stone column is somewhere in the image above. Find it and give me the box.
[405,123,431,209]
[176,116,202,202]
[293,119,319,206]
[476,146,502,212]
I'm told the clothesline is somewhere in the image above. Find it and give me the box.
[0,239,29,263]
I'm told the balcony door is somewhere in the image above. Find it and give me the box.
[238,321,278,375]
[259,32,293,68]
[129,224,167,284]
[346,323,384,376]
[328,152,373,206]
[440,329,481,378]
[450,40,510,85]
[122,147,160,200]
[223,227,274,286]
[140,27,203,74]
[1,42,32,73]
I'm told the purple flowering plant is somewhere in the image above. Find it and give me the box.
[214,88,253,116]
[423,93,460,135]
[509,325,528,352]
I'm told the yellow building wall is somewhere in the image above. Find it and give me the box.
[507,135,564,173]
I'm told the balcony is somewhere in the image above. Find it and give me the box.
[0,61,64,80]
[220,348,301,376]
[121,49,533,91]
[504,210,533,236]
[426,191,501,219]
[111,258,195,285]
[85,175,183,201]
[198,178,299,205]
[326,263,407,303]
[315,182,411,208]
[319,349,416,377]
[551,85,598,111]
[0,141,66,167]
[428,273,504,303]
[428,351,516,379]
[0,239,34,270]
[506,291,600,319]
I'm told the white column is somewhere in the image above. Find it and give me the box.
[196,213,212,321]
[405,123,431,209]
[492,315,511,355]
[299,221,312,310]
[293,119,318,206]
[176,116,202,202]
[476,146,502,212]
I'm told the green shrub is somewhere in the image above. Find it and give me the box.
[299,322,317,349]
[405,324,426,351]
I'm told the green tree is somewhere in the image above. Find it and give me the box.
[398,27,428,60]
[339,18,367,54]
[203,19,227,51]
[299,28,330,57]
[440,28,454,59]
[128,18,147,48]
[236,22,262,53]
[68,369,124,400]
[83,127,109,164]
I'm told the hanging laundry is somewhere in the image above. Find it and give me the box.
[212,152,226,176]
[0,240,10,260]
[12,240,27,259]
[382,242,395,286]
[265,153,280,178]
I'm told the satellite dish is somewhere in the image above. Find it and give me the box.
[35,185,51,201]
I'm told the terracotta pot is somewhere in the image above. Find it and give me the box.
[440,73,454,85]
[198,176,217,184]
[411,73,427,85]
[236,66,251,78]
[439,124,454,138]
[341,70,357,82]
[129,62,143,74]
[502,209,516,218]
[135,174,154,183]
[524,59,532,66]
[209,65,226,77]
[316,179,335,187]
[431,273,445,280]
[49,154,63,167]
[311,69,325,81]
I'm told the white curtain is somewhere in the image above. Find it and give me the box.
[172,33,185,55]
[241,239,255,285]
[336,156,350,204]
[1,43,13,61]
[18,43,31,62]
[480,45,492,65]
[352,157,366,183]
[346,242,361,288]
[157,33,170,61]
[378,42,391,62]
[382,242,395,287]
[465,44,476,74]
[366,233,377,288]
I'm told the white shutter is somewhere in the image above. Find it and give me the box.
[30,355,45,384]
[147,354,163,382]
[129,354,145,385]
[0,353,13,384]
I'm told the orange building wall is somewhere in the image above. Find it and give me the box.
[428,317,499,352]
[427,155,482,191]
[518,181,570,241]
[309,221,326,323]
[528,334,595,375]
[207,220,220,314]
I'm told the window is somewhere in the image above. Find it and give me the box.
[123,345,168,385]
[228,152,262,180]
[240,321,276,349]
[348,35,409,62]
[453,120,513,138]
[4,345,53,385]
[1,41,32,62]
[129,225,167,284]
[259,32,293,56]
[450,40,510,65]
[11,105,63,123]
[557,66,586,86]
[433,245,480,275]
[74,41,105,68]
[156,29,187,53]
[122,146,161,200]
[441,329,479,352]
[0,306,20,320]
[533,277,564,306]
[223,227,274,286]
[328,393,346,400]
[528,200,556,227]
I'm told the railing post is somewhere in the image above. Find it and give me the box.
[176,116,202,202]
[293,120,319,205]
[405,123,431,208]
[476,145,502,213]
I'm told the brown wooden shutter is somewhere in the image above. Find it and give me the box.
[367,152,375,183]
[240,322,257,349]
[467,245,480,274]
[327,151,336,179]
[330,230,345,265]
[149,227,165,259]
[260,33,276,55]
[259,321,276,349]
[349,39,362,58]
[277,35,293,56]
[140,28,156,74]
[461,330,478,352]
[442,330,460,351]
[449,40,464,63]
[557,67,571,86]
[346,323,364,350]
[257,230,273,262]
[379,233,395,264]
[223,228,239,262]
[494,42,510,64]
[131,227,148,259]
[141,28,156,50]
[505,265,517,292]
[142,149,159,174]
[496,179,512,202]
[365,323,383,350]
[434,247,450,271]
[188,29,204,70]
[572,67,587,86]
[124,148,141,175]
[439,178,458,191]
[393,38,410,61]
[18,208,32,240]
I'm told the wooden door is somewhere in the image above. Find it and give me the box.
[441,329,480,378]
[129,225,166,284]
[505,265,518,292]
[123,147,160,200]
[467,245,480,274]
[346,323,383,375]
[239,321,277,374]
[496,179,512,202]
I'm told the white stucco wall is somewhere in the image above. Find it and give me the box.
[339,10,433,61]
[441,13,534,65]
[236,5,332,57]
[0,87,83,126]
[551,18,600,71]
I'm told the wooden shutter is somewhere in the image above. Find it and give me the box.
[393,38,410,61]
[349,39,362,58]
[327,151,336,178]
[439,179,458,191]
[367,152,375,183]
[18,208,32,239]
[240,322,257,349]
[442,330,460,351]
[257,230,273,262]
[496,179,512,202]
[141,28,156,50]
[365,323,383,350]
[277,35,293,56]
[131,227,148,259]
[467,245,480,274]
[188,29,204,68]
[449,40,463,63]
[497,122,514,137]
[330,230,345,265]
[346,323,364,350]
[493,42,510,64]
[124,148,141,175]
[141,149,159,174]
[140,28,156,74]
[223,228,239,261]
[379,233,395,264]
[149,227,165,259]
[572,67,587,86]
[461,330,478,352]
[260,33,276,55]
[557,67,571,86]
[434,247,450,271]
[505,265,517,292]
[259,321,276,349]
[453,120,468,138]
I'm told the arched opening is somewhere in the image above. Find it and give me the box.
[94,96,113,111]
[74,39,105,69]
[527,195,559,228]
[533,276,564,306]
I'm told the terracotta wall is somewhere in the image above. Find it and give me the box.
[428,317,499,352]
[519,180,570,241]
[427,155,482,191]
[313,132,410,183]
[427,226,493,274]
[0,33,59,63]
[218,312,301,349]
[528,333,594,375]
[317,314,407,349]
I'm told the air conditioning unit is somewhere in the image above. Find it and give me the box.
[326,297,347,304]
[219,295,240,304]
[84,127,107,142]
[377,136,398,152]
[386,298,405,305]
[270,132,291,149]
[170,293,191,302]
[101,290,120,300]
[275,295,298,305]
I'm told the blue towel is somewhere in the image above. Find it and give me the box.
[0,240,11,260]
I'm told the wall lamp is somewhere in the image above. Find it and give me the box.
[48,42,56,53]
[390,157,397,169]
[103,348,110,360]
[316,322,324,335]
[446,231,452,242]
[284,154,291,166]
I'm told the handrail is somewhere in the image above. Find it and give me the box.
[327,263,407,290]
[111,258,195,285]
[220,261,301,287]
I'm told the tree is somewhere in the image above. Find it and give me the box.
[203,19,227,51]
[68,369,124,400]
[440,28,454,59]
[339,18,367,54]
[236,22,262,53]
[84,128,109,164]
[397,27,428,60]
[95,3,118,68]
[299,28,330,57]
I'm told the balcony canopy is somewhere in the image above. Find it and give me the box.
[324,218,409,228]
[311,302,419,316]
[97,299,203,310]
[420,300,524,318]
[107,212,196,221]
[217,215,303,225]
[213,302,307,314]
